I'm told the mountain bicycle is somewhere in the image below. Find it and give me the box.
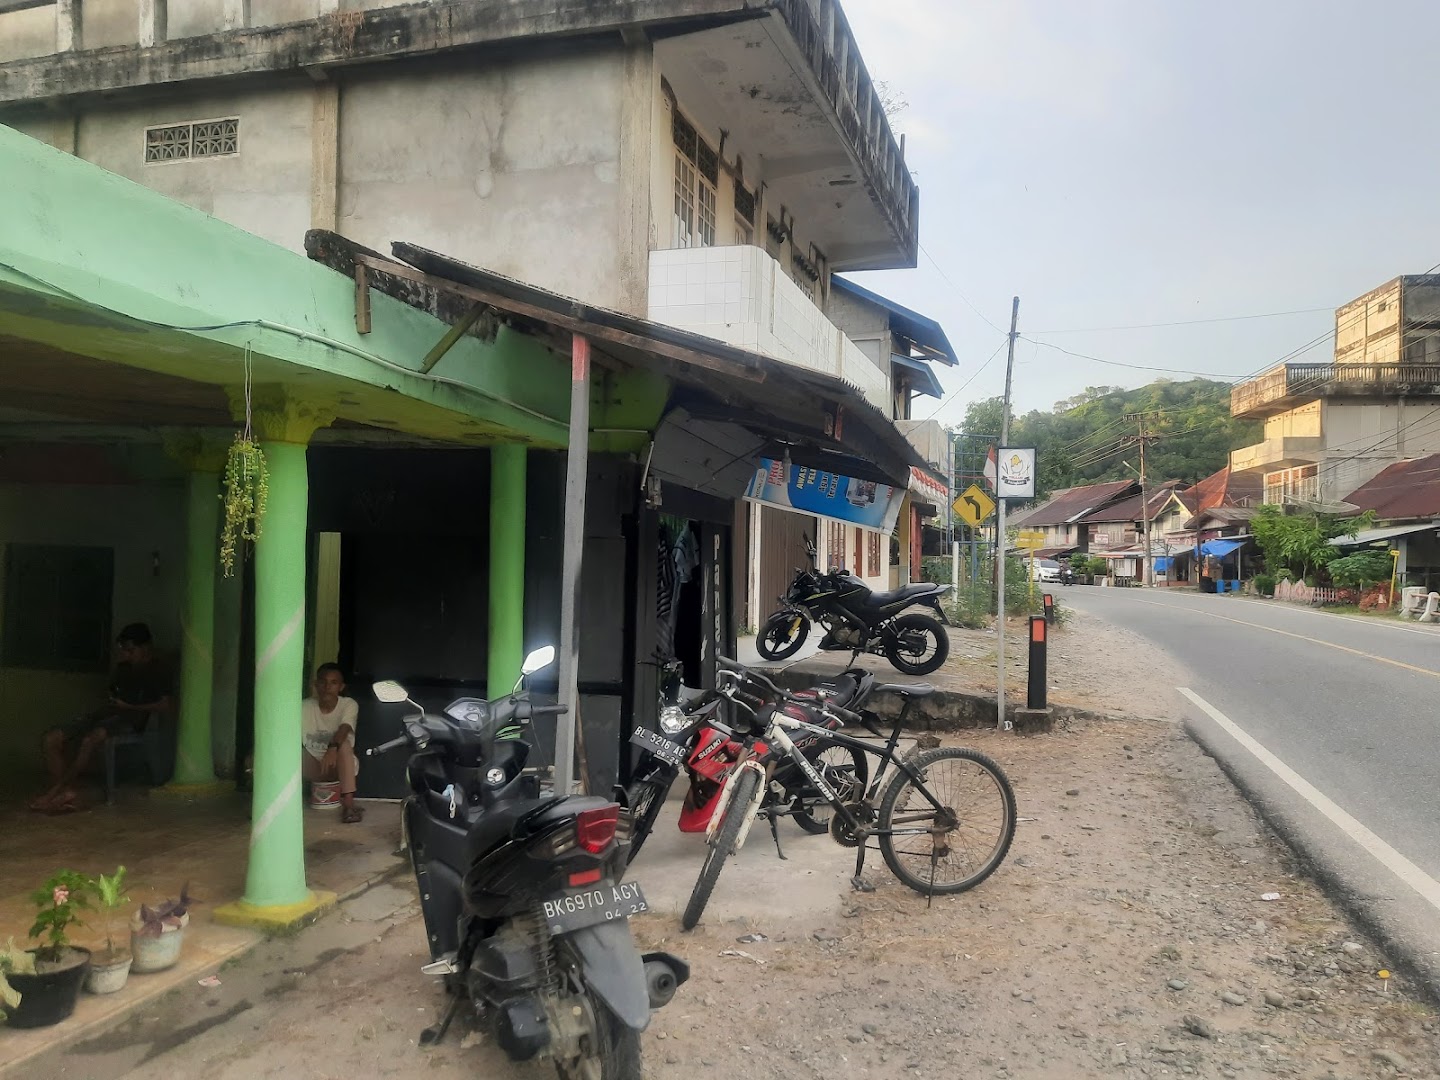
[681,656,1016,930]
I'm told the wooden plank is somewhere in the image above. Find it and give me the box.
[419,303,484,373]
[354,262,371,335]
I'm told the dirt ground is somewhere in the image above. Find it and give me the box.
[21,607,1439,1080]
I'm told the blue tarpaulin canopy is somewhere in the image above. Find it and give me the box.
[1153,557,1171,572]
[1199,539,1243,558]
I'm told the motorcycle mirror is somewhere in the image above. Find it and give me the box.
[373,680,410,703]
[521,645,556,676]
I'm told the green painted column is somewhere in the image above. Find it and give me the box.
[172,466,221,785]
[243,436,312,909]
[215,391,337,931]
[487,444,527,700]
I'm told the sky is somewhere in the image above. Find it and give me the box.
[837,0,1440,420]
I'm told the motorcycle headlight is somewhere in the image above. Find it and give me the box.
[659,704,689,735]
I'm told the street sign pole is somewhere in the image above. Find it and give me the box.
[996,297,1019,732]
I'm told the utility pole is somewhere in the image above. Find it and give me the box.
[996,295,1019,730]
[1122,412,1162,587]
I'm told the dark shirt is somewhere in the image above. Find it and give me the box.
[111,658,172,708]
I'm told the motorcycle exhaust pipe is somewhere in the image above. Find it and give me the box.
[642,952,691,1009]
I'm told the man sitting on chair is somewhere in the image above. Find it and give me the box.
[302,663,363,823]
[32,622,172,813]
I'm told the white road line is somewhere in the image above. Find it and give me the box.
[1225,595,1440,638]
[1177,687,1440,914]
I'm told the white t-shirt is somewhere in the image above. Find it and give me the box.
[301,696,359,760]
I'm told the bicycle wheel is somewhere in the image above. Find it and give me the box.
[792,743,870,834]
[623,771,674,866]
[877,747,1015,895]
[681,767,759,931]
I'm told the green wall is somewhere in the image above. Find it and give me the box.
[0,482,185,789]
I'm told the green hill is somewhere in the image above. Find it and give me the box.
[959,379,1260,497]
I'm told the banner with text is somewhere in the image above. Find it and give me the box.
[744,459,905,532]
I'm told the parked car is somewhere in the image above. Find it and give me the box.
[1031,558,1063,584]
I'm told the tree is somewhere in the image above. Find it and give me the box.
[1250,507,1372,582]
[1327,549,1393,589]
[959,397,1004,437]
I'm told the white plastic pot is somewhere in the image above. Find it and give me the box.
[130,912,189,974]
[85,952,133,994]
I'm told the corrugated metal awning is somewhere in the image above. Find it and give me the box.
[1328,521,1440,546]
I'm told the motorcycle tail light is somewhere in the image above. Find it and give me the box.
[575,806,620,854]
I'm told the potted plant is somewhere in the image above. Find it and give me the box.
[130,884,194,974]
[1,938,36,1024]
[85,867,132,995]
[4,870,93,1028]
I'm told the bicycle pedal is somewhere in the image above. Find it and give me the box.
[421,954,459,975]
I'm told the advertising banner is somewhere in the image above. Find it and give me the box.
[996,447,1037,500]
[744,458,905,532]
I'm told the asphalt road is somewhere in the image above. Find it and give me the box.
[1062,585,1440,994]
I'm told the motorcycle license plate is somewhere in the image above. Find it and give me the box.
[630,726,686,767]
[542,881,649,935]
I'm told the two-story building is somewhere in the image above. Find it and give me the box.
[0,0,947,925]
[1230,275,1440,507]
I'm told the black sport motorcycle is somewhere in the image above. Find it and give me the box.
[368,645,688,1080]
[755,540,951,675]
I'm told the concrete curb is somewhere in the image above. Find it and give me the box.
[769,665,1113,732]
[1183,716,1440,1006]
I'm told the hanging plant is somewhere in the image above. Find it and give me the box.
[217,432,269,584]
[219,346,269,578]
[219,434,268,577]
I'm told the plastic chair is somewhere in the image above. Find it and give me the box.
[103,712,165,804]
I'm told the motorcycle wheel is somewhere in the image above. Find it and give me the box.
[883,613,949,676]
[682,767,759,931]
[792,743,870,834]
[553,995,642,1080]
[622,772,674,866]
[755,611,809,661]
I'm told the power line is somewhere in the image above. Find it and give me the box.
[1028,306,1334,335]
[1021,337,1250,379]
[923,336,1009,420]
[918,243,1007,335]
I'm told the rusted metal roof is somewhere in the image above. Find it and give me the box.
[1010,480,1137,527]
[1342,454,1440,520]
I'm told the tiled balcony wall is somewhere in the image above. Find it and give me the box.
[648,245,892,411]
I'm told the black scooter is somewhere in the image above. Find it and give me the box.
[369,645,688,1079]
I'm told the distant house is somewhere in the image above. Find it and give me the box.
[1336,455,1440,592]
[1008,480,1138,557]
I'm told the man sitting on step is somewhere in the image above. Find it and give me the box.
[301,662,363,823]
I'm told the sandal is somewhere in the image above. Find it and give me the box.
[342,805,365,824]
[46,793,80,815]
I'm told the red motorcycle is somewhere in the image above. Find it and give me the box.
[621,664,874,863]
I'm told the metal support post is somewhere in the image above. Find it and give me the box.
[555,334,591,794]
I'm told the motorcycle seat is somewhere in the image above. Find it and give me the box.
[463,794,615,860]
[792,669,872,709]
[873,682,935,699]
[867,583,942,608]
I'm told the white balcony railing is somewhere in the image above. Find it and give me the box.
[647,246,892,411]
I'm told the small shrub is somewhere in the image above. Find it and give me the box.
[1252,573,1276,597]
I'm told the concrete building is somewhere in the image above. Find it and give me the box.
[0,0,947,633]
[1230,275,1440,506]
